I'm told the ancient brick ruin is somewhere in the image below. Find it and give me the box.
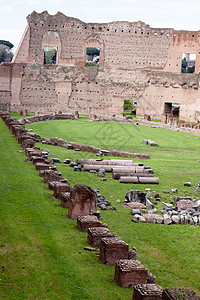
[1,11,200,121]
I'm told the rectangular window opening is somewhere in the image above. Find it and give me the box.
[86,47,100,68]
[123,100,137,116]
[181,53,196,73]
[164,102,180,118]
[44,47,57,65]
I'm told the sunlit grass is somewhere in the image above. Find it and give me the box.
[1,115,200,298]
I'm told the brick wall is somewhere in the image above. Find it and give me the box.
[0,11,200,121]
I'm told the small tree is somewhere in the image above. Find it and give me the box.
[186,66,195,73]
[44,47,57,65]
[86,48,100,60]
[181,58,187,73]
[124,100,134,111]
[0,40,14,49]
[0,44,13,63]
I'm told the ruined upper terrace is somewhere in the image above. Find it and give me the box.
[1,11,200,121]
[12,11,200,75]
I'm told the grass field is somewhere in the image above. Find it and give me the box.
[0,115,200,299]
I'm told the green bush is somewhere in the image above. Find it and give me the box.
[123,100,134,111]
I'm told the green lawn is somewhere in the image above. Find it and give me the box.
[0,115,200,299]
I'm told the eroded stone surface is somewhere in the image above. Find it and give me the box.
[77,215,107,232]
[100,237,129,265]
[133,283,163,299]
[68,184,97,219]
[87,227,114,247]
[115,260,148,288]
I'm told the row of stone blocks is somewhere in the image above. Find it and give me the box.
[76,215,158,292]
[0,113,98,221]
[1,114,199,300]
[76,214,200,299]
[1,113,199,299]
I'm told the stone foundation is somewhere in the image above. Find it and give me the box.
[60,192,70,208]
[31,156,47,164]
[115,259,148,288]
[35,163,50,171]
[68,184,97,219]
[133,283,163,299]
[100,237,129,265]
[43,170,64,183]
[53,182,72,199]
[77,215,107,232]
[87,227,115,247]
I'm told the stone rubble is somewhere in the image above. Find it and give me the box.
[127,189,200,226]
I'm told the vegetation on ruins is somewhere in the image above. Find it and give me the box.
[86,47,100,59]
[181,58,195,74]
[85,62,99,68]
[0,40,14,49]
[44,47,57,65]
[86,47,100,67]
[123,100,135,111]
[0,114,200,299]
[0,40,14,63]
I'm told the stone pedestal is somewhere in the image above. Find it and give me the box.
[14,126,27,139]
[32,156,49,165]
[115,259,148,288]
[87,227,115,247]
[100,237,129,265]
[133,284,163,299]
[35,163,50,171]
[77,215,107,232]
[43,170,64,183]
[48,181,58,190]
[39,170,45,177]
[18,134,35,144]
[28,150,42,158]
[68,184,97,219]
[22,138,35,150]
[60,192,70,208]
[53,182,72,199]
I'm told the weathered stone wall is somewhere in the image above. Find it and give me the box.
[1,11,200,122]
[162,30,200,74]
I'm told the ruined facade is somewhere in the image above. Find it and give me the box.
[1,11,200,121]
